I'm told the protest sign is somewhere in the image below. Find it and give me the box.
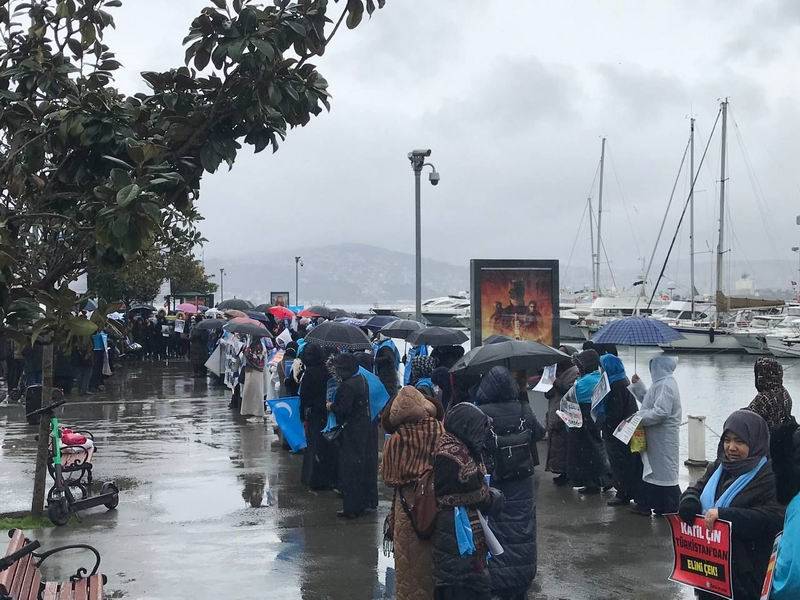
[591,372,609,412]
[174,319,185,334]
[613,414,643,445]
[760,532,783,600]
[557,399,582,428]
[533,364,558,392]
[667,514,733,600]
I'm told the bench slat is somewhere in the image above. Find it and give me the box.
[9,554,33,598]
[87,575,103,600]
[74,576,87,599]
[42,581,59,600]
[23,565,41,600]
[0,530,26,594]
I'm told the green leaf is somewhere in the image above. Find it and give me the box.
[210,0,227,8]
[67,316,98,337]
[67,37,83,58]
[81,21,96,47]
[346,0,364,29]
[194,46,211,70]
[116,183,140,207]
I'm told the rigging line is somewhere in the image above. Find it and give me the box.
[729,109,783,265]
[599,235,618,290]
[635,136,690,309]
[647,107,722,309]
[605,143,643,260]
[563,200,590,290]
[727,199,758,286]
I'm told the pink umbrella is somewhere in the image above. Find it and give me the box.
[229,316,266,328]
[176,303,199,314]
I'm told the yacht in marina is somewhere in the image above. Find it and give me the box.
[371,293,471,328]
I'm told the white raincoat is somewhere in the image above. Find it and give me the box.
[629,356,682,487]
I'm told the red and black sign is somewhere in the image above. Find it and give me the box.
[667,514,733,599]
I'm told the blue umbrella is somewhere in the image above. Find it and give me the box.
[591,316,684,370]
[364,315,397,332]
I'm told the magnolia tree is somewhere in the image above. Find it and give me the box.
[0,0,384,513]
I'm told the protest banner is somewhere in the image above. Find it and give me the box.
[667,514,733,600]
[557,398,582,428]
[760,532,783,600]
[613,414,643,445]
[533,364,558,392]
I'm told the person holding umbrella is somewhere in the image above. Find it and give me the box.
[300,343,338,490]
[544,350,580,486]
[326,352,374,518]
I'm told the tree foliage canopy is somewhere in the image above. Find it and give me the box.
[0,0,383,342]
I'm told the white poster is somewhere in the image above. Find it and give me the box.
[533,364,558,392]
[612,414,643,445]
[174,319,185,334]
[557,399,583,428]
[591,372,610,413]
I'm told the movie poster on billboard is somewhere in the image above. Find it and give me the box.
[469,260,559,347]
[270,291,290,307]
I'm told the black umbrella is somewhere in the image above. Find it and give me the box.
[378,319,425,340]
[128,304,156,316]
[217,298,254,311]
[194,318,225,331]
[364,315,397,332]
[484,334,514,344]
[254,303,272,313]
[245,311,271,324]
[298,305,350,319]
[304,321,372,350]
[450,340,567,376]
[223,321,272,338]
[407,326,468,347]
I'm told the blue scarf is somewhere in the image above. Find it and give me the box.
[700,456,768,512]
[575,371,601,404]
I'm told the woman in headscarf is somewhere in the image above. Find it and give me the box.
[747,357,793,431]
[300,343,337,490]
[326,352,374,518]
[381,386,443,600]
[563,349,611,493]
[410,355,438,386]
[599,354,642,507]
[374,339,401,398]
[630,355,682,515]
[432,402,504,600]
[240,337,266,421]
[545,348,580,485]
[475,366,544,600]
[678,410,784,600]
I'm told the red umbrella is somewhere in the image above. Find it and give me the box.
[298,308,321,318]
[268,306,295,320]
[175,303,199,314]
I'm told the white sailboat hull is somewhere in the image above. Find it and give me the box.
[659,327,744,353]
[766,336,800,358]
[733,332,771,355]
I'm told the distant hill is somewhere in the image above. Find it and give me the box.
[204,243,469,305]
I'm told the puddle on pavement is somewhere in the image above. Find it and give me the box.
[151,476,254,522]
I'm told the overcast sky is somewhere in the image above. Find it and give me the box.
[105,1,800,293]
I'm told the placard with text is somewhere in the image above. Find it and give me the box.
[667,514,733,600]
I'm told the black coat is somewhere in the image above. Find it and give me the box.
[331,372,375,515]
[477,399,544,595]
[299,363,337,489]
[679,460,785,600]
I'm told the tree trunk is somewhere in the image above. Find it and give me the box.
[30,342,53,516]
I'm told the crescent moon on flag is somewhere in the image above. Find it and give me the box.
[274,401,292,418]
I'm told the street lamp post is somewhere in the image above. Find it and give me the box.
[408,149,440,322]
[294,256,303,307]
[219,267,225,303]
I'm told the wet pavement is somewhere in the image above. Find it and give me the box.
[0,361,694,599]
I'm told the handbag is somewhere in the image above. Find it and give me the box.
[321,423,345,443]
[398,467,437,539]
[491,403,534,482]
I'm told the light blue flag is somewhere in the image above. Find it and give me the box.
[358,366,390,422]
[267,396,307,452]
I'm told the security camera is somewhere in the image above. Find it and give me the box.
[411,149,432,157]
[429,170,440,186]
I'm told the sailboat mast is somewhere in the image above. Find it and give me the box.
[588,197,597,295]
[595,137,606,295]
[715,99,728,316]
[689,117,696,317]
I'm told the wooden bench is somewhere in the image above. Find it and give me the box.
[0,529,105,600]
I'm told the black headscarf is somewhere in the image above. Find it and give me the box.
[443,402,489,460]
[331,352,358,381]
[302,342,325,368]
[719,410,771,477]
[573,349,600,376]
[474,366,519,405]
